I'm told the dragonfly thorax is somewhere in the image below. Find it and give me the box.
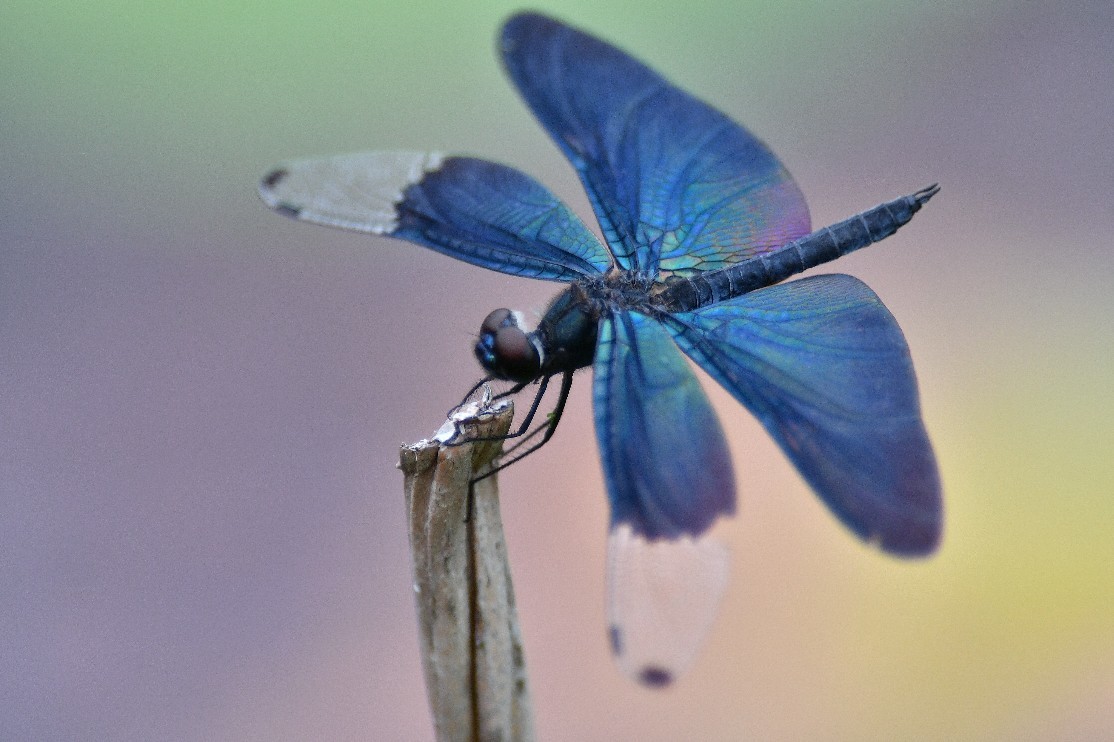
[577,271,658,315]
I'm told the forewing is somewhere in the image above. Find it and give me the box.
[259,151,612,281]
[501,12,810,276]
[593,311,734,685]
[667,274,942,555]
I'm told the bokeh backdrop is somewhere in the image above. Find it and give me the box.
[3,1,1112,739]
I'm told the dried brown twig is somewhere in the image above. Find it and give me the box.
[399,401,534,742]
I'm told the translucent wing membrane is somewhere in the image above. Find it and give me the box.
[259,152,612,281]
[607,523,729,688]
[667,274,941,555]
[501,12,810,277]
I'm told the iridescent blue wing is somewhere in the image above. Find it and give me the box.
[593,310,734,686]
[666,274,941,555]
[259,152,613,281]
[501,12,810,277]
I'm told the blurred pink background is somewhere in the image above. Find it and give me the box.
[3,1,1112,739]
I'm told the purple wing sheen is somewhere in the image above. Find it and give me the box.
[593,310,735,685]
[259,152,612,281]
[500,12,810,277]
[666,274,941,555]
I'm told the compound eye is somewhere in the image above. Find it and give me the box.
[492,325,540,381]
[480,308,514,338]
[474,308,540,382]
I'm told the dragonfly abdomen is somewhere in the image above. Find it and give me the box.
[657,184,939,312]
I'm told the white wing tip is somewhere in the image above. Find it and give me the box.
[258,150,447,234]
[606,522,731,688]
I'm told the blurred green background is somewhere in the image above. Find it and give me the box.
[3,1,1112,739]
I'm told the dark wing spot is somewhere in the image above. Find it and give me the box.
[608,625,623,655]
[276,203,302,219]
[638,666,674,688]
[262,168,289,190]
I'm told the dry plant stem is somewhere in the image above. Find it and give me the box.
[400,404,534,742]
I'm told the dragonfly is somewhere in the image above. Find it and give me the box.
[258,11,942,687]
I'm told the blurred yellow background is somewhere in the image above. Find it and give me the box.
[3,1,1111,739]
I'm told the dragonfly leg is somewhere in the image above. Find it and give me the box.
[450,373,538,417]
[472,371,573,483]
[446,375,498,418]
[447,374,551,447]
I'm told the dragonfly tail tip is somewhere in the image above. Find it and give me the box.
[913,183,941,207]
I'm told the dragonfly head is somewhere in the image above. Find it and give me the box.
[475,308,543,382]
